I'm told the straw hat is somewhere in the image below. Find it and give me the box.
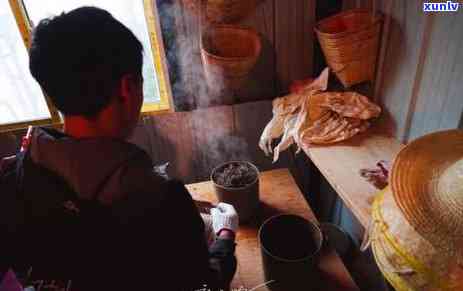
[390,129,463,263]
[371,186,463,290]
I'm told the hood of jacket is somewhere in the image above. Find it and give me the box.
[28,127,162,205]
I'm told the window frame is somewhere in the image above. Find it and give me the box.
[142,0,174,114]
[2,0,62,132]
[1,0,173,133]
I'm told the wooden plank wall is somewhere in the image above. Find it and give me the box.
[406,12,463,140]
[138,0,317,183]
[374,0,428,141]
[0,102,288,185]
[172,0,316,108]
[314,0,463,239]
[129,100,291,184]
[275,0,316,91]
[342,0,463,143]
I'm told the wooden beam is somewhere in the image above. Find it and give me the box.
[303,0,316,78]
[373,0,394,103]
[401,13,434,142]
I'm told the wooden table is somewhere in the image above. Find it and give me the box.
[186,168,359,291]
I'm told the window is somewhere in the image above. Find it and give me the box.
[0,0,59,131]
[0,0,172,132]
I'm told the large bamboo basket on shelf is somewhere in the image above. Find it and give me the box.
[315,9,382,88]
[370,187,463,291]
[201,25,261,103]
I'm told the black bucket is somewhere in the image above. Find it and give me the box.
[258,214,323,291]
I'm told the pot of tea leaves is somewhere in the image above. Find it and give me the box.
[211,161,260,223]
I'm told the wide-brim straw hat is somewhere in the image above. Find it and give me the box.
[390,129,463,262]
[371,187,459,290]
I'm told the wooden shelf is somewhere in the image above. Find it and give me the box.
[302,123,403,229]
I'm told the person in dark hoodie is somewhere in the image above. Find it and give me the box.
[0,6,238,291]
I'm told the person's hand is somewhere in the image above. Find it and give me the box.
[210,203,239,238]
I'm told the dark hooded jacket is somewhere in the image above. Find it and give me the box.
[0,127,236,291]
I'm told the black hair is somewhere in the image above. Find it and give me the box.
[29,6,143,117]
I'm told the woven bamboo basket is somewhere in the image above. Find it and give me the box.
[201,25,261,102]
[182,0,258,24]
[315,9,382,88]
[370,187,463,290]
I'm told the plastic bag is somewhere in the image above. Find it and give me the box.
[259,68,381,162]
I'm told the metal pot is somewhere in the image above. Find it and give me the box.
[211,161,260,223]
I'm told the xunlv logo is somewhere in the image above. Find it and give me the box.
[423,1,460,12]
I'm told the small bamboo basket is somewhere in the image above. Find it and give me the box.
[370,187,463,290]
[315,9,383,88]
[201,25,261,102]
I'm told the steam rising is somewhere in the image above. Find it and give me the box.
[157,1,254,180]
[158,0,227,109]
[198,130,252,177]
